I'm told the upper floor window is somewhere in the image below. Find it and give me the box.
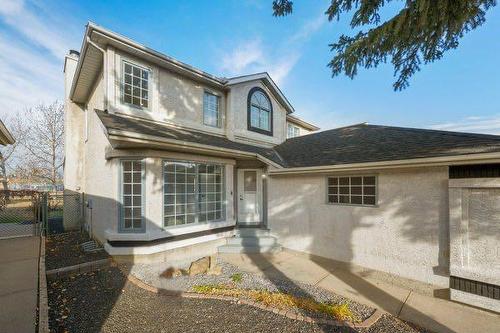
[287,124,300,138]
[248,87,273,135]
[123,61,150,109]
[203,91,220,127]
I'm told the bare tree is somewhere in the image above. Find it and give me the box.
[0,116,25,191]
[21,101,65,188]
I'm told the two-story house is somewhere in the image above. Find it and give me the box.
[65,23,500,312]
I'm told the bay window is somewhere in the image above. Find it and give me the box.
[164,161,224,227]
[120,160,144,232]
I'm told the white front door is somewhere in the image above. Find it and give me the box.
[237,169,261,225]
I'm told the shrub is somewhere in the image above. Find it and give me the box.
[230,273,243,283]
[191,284,356,322]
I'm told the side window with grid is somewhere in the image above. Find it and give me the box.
[121,160,144,231]
[327,176,376,206]
[163,161,224,228]
[198,164,223,222]
[123,61,149,109]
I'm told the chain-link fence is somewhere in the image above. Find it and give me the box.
[0,190,84,239]
[0,190,43,238]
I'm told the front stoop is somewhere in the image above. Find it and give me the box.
[218,228,282,254]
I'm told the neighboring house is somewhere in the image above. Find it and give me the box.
[64,23,500,312]
[0,119,15,146]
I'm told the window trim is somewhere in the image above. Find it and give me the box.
[287,123,300,138]
[121,59,151,111]
[162,159,226,230]
[325,175,378,207]
[247,87,273,136]
[118,159,146,233]
[203,90,221,128]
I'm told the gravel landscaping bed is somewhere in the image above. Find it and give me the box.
[48,266,430,333]
[46,231,109,270]
[128,258,375,322]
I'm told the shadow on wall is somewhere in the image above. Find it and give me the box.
[56,156,186,331]
[264,167,475,333]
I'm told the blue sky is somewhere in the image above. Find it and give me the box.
[1,0,499,133]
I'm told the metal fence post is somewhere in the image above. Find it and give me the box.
[43,193,48,236]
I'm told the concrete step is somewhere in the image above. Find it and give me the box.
[226,236,277,247]
[233,228,271,237]
[218,244,282,254]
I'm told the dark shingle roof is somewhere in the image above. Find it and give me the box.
[97,111,500,169]
[274,124,500,168]
[96,110,284,165]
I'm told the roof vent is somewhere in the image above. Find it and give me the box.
[69,49,80,57]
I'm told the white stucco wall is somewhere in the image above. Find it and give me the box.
[106,48,227,136]
[104,47,287,147]
[63,54,85,194]
[286,121,314,138]
[227,80,287,146]
[267,167,450,287]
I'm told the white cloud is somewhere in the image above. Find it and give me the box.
[0,0,73,59]
[429,115,500,135]
[217,13,326,86]
[289,14,326,43]
[221,39,264,74]
[0,0,79,116]
[269,53,301,85]
[219,37,300,86]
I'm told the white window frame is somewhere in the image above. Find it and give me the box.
[119,159,146,233]
[163,160,225,229]
[203,91,220,127]
[287,123,300,138]
[121,60,151,110]
[326,175,377,207]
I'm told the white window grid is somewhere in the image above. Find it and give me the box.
[121,160,143,230]
[250,91,271,131]
[198,164,223,223]
[163,161,224,227]
[123,61,149,108]
[287,124,300,138]
[203,92,220,127]
[327,176,377,206]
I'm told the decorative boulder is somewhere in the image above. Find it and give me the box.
[207,265,222,276]
[188,256,210,276]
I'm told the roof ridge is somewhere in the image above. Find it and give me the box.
[365,124,500,140]
[282,122,369,143]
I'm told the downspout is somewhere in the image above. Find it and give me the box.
[86,36,108,110]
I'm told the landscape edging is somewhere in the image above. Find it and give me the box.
[46,258,112,279]
[122,266,383,328]
[38,236,49,333]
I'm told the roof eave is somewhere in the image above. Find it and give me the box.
[70,22,227,103]
[0,120,15,145]
[268,152,500,175]
[106,128,283,169]
[225,73,295,114]
[286,114,320,131]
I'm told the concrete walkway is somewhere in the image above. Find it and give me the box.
[0,236,40,333]
[220,251,500,333]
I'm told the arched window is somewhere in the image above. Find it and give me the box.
[247,87,273,135]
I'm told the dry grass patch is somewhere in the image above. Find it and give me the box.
[192,284,357,322]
